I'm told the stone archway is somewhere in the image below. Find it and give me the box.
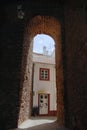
[18,15,64,127]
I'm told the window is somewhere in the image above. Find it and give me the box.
[39,68,50,81]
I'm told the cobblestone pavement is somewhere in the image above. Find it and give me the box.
[10,116,69,130]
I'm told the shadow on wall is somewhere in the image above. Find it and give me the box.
[32,106,39,116]
[0,113,6,130]
[72,115,79,130]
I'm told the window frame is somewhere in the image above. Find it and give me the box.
[39,68,50,81]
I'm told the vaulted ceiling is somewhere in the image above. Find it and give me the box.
[0,0,87,7]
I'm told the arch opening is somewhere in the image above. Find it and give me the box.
[18,15,64,127]
[33,34,55,55]
[32,34,57,117]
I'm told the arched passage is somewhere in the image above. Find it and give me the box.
[18,15,64,127]
[32,34,56,117]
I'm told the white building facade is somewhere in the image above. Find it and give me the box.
[32,51,57,116]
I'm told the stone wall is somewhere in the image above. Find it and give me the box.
[0,4,24,129]
[18,30,33,124]
[64,6,87,130]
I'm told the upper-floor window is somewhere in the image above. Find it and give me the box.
[39,68,50,81]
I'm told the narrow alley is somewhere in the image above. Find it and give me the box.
[11,116,68,130]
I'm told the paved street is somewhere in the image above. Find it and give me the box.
[10,116,69,130]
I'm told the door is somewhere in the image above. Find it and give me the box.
[39,94,49,115]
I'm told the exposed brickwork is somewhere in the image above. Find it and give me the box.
[18,34,33,124]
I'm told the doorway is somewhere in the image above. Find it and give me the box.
[18,15,64,127]
[38,93,49,115]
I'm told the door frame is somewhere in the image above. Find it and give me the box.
[38,93,50,116]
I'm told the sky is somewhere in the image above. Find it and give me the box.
[33,34,55,55]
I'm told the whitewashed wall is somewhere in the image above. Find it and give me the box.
[33,62,57,111]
